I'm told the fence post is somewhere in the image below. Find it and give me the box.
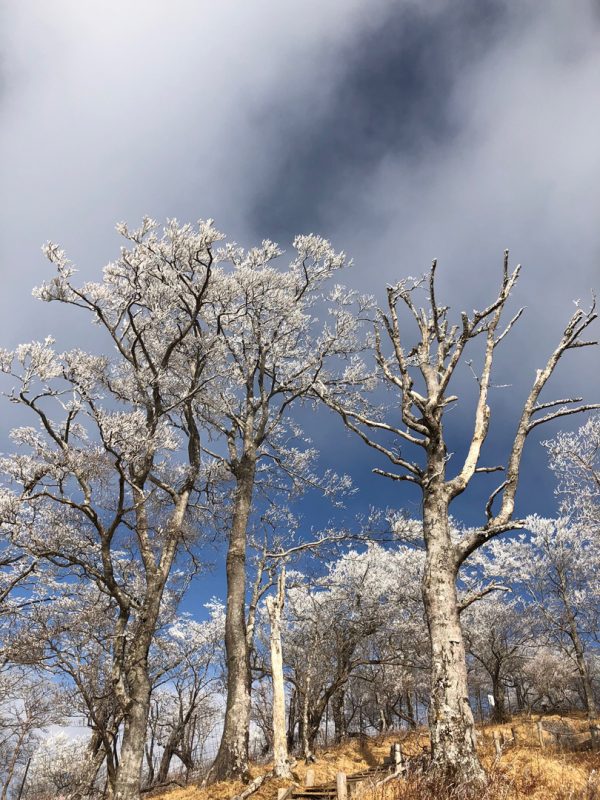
[511,726,518,744]
[493,731,502,757]
[391,743,403,773]
[305,769,315,787]
[536,720,544,749]
[590,725,599,753]
[336,772,347,800]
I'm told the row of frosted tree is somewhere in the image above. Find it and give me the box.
[2,510,599,797]
[0,219,598,798]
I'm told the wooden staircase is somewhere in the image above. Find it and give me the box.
[279,744,405,800]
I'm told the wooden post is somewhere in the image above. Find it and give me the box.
[590,724,599,752]
[391,743,403,773]
[336,772,347,800]
[493,731,502,757]
[536,720,544,749]
[305,769,315,787]
[511,726,518,744]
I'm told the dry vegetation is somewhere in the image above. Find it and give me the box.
[152,716,600,800]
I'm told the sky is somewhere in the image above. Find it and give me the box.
[1,0,599,608]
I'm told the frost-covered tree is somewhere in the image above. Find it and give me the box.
[493,516,600,719]
[0,515,37,667]
[9,582,126,794]
[0,218,224,800]
[518,647,584,713]
[0,570,30,671]
[24,733,96,800]
[145,609,223,786]
[544,414,600,529]
[0,673,63,800]
[198,237,358,781]
[284,544,423,755]
[316,254,598,786]
[463,594,533,722]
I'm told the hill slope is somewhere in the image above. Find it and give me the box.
[154,716,600,800]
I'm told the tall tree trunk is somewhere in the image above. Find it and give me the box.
[331,690,347,743]
[567,612,597,720]
[111,674,152,800]
[156,739,177,786]
[267,570,292,778]
[209,455,255,782]
[559,570,597,720]
[476,690,484,724]
[422,489,486,788]
[404,690,416,729]
[287,689,297,752]
[491,672,507,723]
[300,684,311,761]
[85,731,111,796]
[300,669,316,762]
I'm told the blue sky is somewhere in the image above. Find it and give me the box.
[1,0,599,613]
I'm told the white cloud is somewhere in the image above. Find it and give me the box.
[0,0,391,342]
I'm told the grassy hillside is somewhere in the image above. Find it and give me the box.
[153,715,600,800]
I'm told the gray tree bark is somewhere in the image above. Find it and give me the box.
[208,455,255,782]
[558,570,598,720]
[491,672,507,723]
[110,497,185,800]
[422,489,486,787]
[111,674,152,800]
[266,569,292,778]
[331,690,347,743]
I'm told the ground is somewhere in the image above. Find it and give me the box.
[153,715,600,800]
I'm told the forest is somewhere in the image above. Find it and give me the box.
[0,220,598,800]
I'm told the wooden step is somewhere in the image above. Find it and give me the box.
[289,742,405,800]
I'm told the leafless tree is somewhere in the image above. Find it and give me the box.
[316,253,598,786]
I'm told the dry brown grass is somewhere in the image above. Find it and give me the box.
[153,716,600,800]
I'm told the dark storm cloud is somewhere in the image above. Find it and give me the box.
[250,0,510,239]
[250,0,600,523]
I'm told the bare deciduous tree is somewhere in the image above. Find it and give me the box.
[266,568,291,778]
[316,254,598,786]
